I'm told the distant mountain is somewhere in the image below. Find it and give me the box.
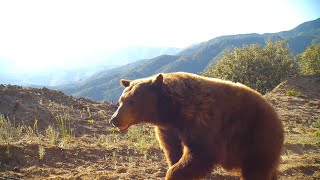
[60,18,320,103]
[0,46,181,86]
[60,59,150,102]
[103,46,181,65]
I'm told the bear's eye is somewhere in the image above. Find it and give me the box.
[128,100,135,105]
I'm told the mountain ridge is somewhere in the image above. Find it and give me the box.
[0,47,181,86]
[60,18,320,102]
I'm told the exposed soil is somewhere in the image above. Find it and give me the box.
[265,75,320,180]
[0,75,319,179]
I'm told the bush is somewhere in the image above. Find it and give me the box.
[299,44,320,75]
[203,40,298,94]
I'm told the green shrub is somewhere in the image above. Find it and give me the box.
[299,44,320,75]
[203,40,298,94]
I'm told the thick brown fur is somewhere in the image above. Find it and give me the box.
[110,72,284,180]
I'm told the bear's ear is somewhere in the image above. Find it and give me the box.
[153,74,163,87]
[120,79,132,87]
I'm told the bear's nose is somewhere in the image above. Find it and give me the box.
[110,118,121,128]
[109,115,115,124]
[109,114,118,126]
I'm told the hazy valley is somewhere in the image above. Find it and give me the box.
[0,47,181,86]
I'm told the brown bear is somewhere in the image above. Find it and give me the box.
[110,72,284,180]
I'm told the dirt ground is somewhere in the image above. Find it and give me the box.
[0,75,319,179]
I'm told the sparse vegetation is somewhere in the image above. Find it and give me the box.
[45,124,59,144]
[5,143,12,157]
[55,113,73,147]
[0,114,23,144]
[33,119,39,135]
[38,144,45,160]
[24,125,38,138]
[0,111,74,148]
[105,129,121,143]
[286,133,320,145]
[125,125,159,155]
[103,125,160,156]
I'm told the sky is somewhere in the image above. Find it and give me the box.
[0,0,319,74]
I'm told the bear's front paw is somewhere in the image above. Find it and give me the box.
[165,165,187,180]
[165,166,176,180]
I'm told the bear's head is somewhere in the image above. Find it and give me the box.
[110,74,164,131]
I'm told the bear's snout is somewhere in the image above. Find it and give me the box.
[109,115,129,131]
[110,116,123,129]
[109,113,118,126]
[109,111,129,130]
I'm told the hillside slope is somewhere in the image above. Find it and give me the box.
[1,75,320,179]
[265,75,320,179]
[0,85,116,135]
[61,18,320,103]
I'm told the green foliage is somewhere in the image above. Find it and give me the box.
[299,44,320,75]
[286,133,320,144]
[86,119,94,124]
[125,125,158,155]
[110,127,121,134]
[55,113,73,147]
[38,144,45,160]
[203,40,298,94]
[5,143,12,157]
[104,125,159,156]
[105,131,121,143]
[33,119,39,135]
[0,114,23,144]
[285,90,301,96]
[24,125,38,138]
[316,116,320,128]
[45,125,59,144]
